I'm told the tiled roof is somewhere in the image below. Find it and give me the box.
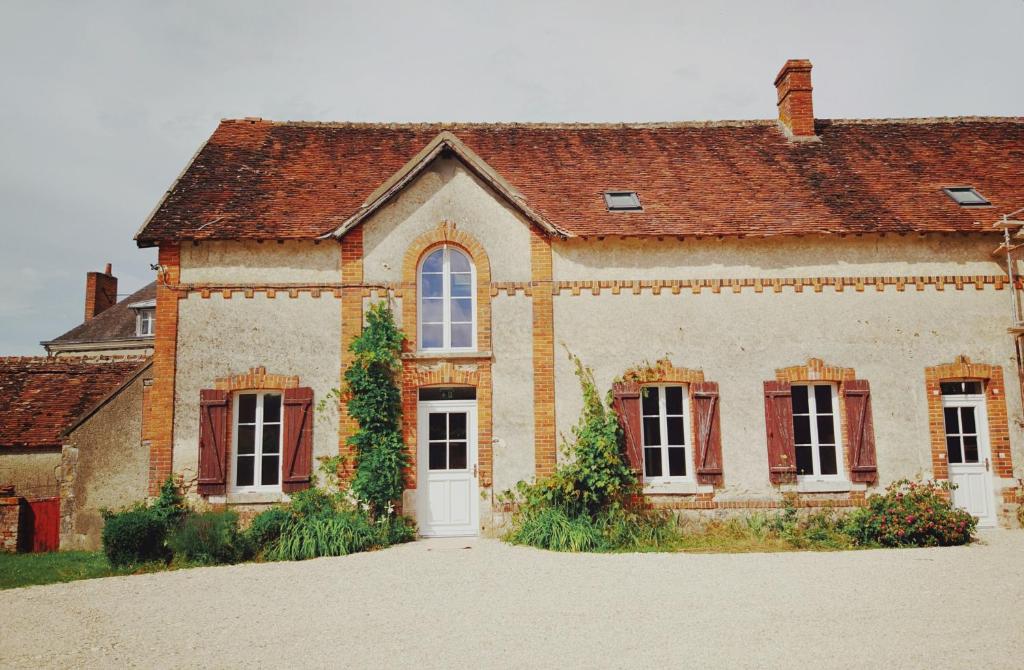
[46,282,156,346]
[0,357,147,448]
[136,117,1024,245]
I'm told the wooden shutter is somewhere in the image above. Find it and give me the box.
[764,381,797,484]
[197,389,230,495]
[843,379,878,483]
[611,382,644,479]
[282,387,314,493]
[692,381,724,486]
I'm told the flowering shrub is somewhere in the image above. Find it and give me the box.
[844,479,976,547]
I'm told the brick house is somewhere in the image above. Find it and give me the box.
[133,59,1024,535]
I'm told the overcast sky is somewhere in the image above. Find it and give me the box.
[1,0,1022,354]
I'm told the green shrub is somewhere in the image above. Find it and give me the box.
[101,507,169,567]
[245,507,292,552]
[267,507,413,561]
[167,510,250,565]
[844,479,976,547]
[150,476,188,527]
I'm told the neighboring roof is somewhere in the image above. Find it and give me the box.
[44,282,156,348]
[0,358,148,448]
[135,116,1024,245]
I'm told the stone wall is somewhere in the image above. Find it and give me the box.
[0,497,21,552]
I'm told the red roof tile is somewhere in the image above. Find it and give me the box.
[0,358,147,448]
[136,117,1024,245]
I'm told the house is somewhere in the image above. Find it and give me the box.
[0,266,155,550]
[133,59,1024,535]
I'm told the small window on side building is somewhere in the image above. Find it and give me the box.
[943,187,990,207]
[604,191,642,211]
[136,309,155,337]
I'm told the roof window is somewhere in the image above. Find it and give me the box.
[943,187,990,207]
[604,191,642,211]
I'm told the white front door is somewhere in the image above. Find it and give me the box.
[942,394,997,527]
[417,399,478,537]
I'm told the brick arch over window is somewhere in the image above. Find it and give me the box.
[925,356,1013,481]
[414,362,481,388]
[401,220,492,353]
[214,366,300,392]
[776,358,855,384]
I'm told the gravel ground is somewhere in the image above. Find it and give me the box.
[2,530,1022,669]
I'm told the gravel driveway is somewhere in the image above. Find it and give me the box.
[2,530,1022,669]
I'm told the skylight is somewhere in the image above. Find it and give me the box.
[604,191,642,211]
[943,187,990,207]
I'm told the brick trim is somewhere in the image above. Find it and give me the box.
[147,244,180,495]
[649,491,867,510]
[213,366,301,392]
[925,356,1013,480]
[339,228,363,481]
[621,358,706,385]
[531,228,556,478]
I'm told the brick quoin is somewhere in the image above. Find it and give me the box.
[531,227,556,478]
[338,227,363,482]
[147,244,180,495]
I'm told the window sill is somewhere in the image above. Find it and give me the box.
[794,480,852,494]
[403,350,493,361]
[208,491,289,505]
[642,482,712,496]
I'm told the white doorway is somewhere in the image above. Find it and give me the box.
[941,382,997,527]
[417,393,479,537]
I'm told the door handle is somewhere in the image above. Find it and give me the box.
[985,458,990,472]
[473,464,478,478]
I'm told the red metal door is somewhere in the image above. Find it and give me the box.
[27,497,60,552]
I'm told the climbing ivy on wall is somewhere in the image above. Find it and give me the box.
[344,302,407,518]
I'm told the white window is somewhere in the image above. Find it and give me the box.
[136,309,155,336]
[791,384,844,480]
[640,385,692,482]
[232,392,282,491]
[418,246,475,351]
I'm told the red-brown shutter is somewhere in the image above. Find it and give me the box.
[611,381,644,480]
[197,389,229,495]
[282,387,314,493]
[843,379,878,483]
[764,381,797,484]
[692,381,724,486]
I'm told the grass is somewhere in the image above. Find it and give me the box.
[0,551,169,590]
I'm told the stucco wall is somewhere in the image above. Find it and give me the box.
[61,371,150,550]
[0,449,60,499]
[553,234,1005,281]
[173,294,341,492]
[490,293,536,493]
[361,157,533,283]
[553,287,1023,499]
[179,241,340,284]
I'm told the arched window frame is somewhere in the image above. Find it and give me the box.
[417,244,477,352]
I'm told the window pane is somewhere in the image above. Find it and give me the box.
[665,386,684,415]
[237,425,256,454]
[642,417,661,446]
[429,442,447,470]
[943,407,960,434]
[238,395,257,423]
[667,447,686,477]
[235,455,254,487]
[421,298,443,323]
[644,448,662,477]
[946,437,962,464]
[641,387,659,416]
[793,415,812,445]
[791,385,809,414]
[450,323,472,348]
[262,425,280,454]
[261,455,279,486]
[814,385,832,413]
[959,407,976,434]
[422,324,443,349]
[422,250,443,273]
[963,381,983,395]
[816,415,835,445]
[429,413,447,440]
[450,273,472,298]
[666,417,684,446]
[448,250,471,272]
[421,273,443,298]
[819,445,838,475]
[449,413,466,440]
[449,442,467,470]
[963,435,979,463]
[796,445,813,475]
[263,394,281,423]
[450,298,473,322]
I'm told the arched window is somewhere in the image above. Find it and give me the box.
[419,246,475,351]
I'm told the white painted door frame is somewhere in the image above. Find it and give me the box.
[943,393,997,527]
[417,399,479,537]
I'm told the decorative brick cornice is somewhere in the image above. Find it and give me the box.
[621,358,706,385]
[213,366,300,392]
[776,358,856,383]
[553,275,1011,296]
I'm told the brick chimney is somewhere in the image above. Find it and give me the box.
[774,59,816,139]
[84,263,118,321]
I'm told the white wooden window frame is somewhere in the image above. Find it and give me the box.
[940,388,988,466]
[136,309,155,336]
[792,383,846,482]
[230,391,283,493]
[640,384,693,484]
[417,245,477,352]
